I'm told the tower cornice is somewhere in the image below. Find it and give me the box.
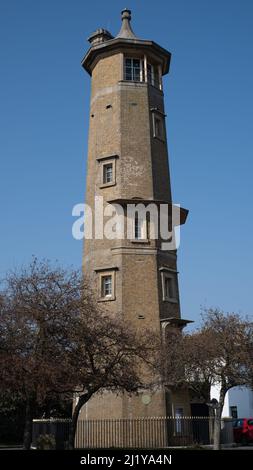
[81,38,171,76]
[107,198,188,225]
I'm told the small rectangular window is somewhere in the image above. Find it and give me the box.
[155,118,162,138]
[230,406,238,419]
[134,213,142,239]
[101,275,112,298]
[98,157,116,188]
[103,163,113,184]
[130,212,149,244]
[97,269,116,301]
[161,270,178,303]
[165,277,174,299]
[152,113,165,141]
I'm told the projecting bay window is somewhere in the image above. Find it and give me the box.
[124,57,162,89]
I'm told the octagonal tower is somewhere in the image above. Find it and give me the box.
[80,9,191,420]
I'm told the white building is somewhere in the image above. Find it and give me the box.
[211,385,253,418]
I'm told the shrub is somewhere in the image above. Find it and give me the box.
[36,434,56,450]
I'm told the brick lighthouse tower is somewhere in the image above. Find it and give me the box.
[80,9,191,420]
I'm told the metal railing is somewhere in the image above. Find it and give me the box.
[32,416,234,449]
[32,418,71,449]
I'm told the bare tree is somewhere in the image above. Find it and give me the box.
[164,309,253,450]
[68,311,158,449]
[0,259,82,448]
[0,259,158,449]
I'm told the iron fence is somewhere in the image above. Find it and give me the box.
[32,418,71,449]
[32,416,234,449]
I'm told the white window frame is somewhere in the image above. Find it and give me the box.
[97,156,117,188]
[147,62,153,85]
[143,59,160,88]
[124,57,144,82]
[123,56,162,89]
[103,162,113,185]
[98,270,116,301]
[102,275,112,297]
[131,212,148,243]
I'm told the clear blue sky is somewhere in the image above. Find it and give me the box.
[1,0,252,328]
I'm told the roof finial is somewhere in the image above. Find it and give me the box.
[116,8,137,39]
[122,8,131,21]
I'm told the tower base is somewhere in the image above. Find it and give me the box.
[75,388,191,448]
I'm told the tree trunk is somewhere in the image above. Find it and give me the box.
[213,405,222,450]
[68,393,91,450]
[23,400,33,450]
[213,389,226,451]
[209,407,215,444]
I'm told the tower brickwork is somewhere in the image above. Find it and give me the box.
[80,10,191,420]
